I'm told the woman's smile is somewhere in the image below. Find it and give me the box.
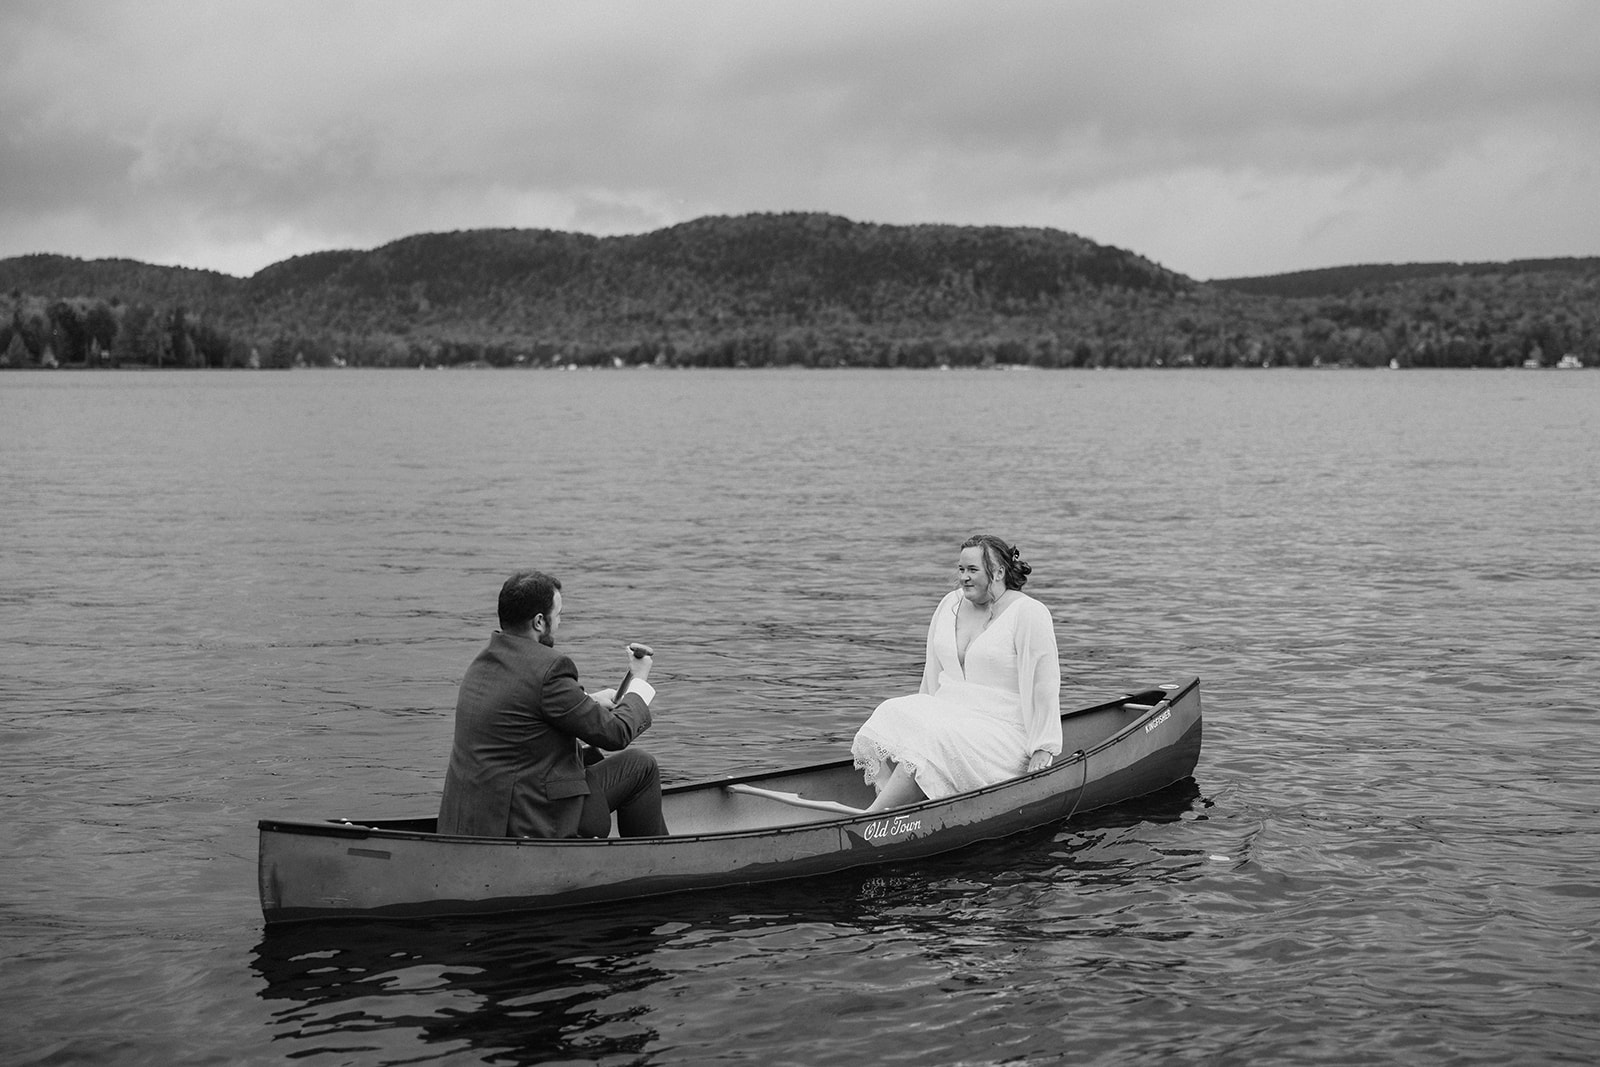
[955,545,993,604]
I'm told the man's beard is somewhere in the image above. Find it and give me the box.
[537,632,555,647]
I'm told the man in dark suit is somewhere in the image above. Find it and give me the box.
[438,570,668,838]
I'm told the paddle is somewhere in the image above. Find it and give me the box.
[614,643,652,700]
[726,783,865,816]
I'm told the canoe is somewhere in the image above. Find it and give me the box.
[258,676,1201,924]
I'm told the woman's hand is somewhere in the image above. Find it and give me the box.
[1026,750,1053,772]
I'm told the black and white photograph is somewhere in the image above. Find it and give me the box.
[2,2,1595,1064]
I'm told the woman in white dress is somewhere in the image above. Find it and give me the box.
[851,535,1062,812]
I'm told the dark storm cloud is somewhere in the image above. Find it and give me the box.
[2,0,1597,278]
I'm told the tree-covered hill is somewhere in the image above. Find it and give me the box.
[0,253,240,304]
[2,213,1595,369]
[1213,257,1600,299]
[233,214,1185,327]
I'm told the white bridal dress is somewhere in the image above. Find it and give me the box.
[851,589,1063,799]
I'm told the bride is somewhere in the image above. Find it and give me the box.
[851,534,1063,812]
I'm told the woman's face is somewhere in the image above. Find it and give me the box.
[956,545,998,604]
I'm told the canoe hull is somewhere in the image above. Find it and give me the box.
[259,677,1201,923]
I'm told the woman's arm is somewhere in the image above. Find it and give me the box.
[918,591,953,696]
[1015,599,1063,760]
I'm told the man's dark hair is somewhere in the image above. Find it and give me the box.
[498,570,561,630]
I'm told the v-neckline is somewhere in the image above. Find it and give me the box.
[954,592,1021,672]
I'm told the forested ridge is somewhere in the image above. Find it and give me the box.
[2,212,1595,370]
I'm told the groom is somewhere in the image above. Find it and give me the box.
[437,569,668,838]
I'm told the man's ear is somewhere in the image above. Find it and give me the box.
[531,613,546,634]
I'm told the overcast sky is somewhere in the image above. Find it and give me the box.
[4,0,1596,280]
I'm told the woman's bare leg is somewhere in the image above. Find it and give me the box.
[865,763,926,812]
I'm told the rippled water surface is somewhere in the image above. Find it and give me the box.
[2,368,1596,1065]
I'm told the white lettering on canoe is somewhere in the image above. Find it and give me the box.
[1143,708,1171,733]
[862,813,922,842]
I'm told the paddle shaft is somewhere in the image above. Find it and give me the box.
[614,643,652,700]
[726,783,864,815]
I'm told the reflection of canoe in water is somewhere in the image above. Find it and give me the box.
[258,677,1202,924]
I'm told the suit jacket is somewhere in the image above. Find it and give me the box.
[437,631,653,838]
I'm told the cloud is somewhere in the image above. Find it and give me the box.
[2,0,1597,278]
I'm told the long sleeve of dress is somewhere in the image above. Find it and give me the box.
[1014,599,1063,757]
[918,592,954,697]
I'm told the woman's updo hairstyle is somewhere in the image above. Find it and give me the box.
[962,533,1031,591]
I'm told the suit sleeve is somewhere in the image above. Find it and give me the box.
[540,655,653,750]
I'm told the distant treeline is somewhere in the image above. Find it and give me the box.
[3,213,1596,370]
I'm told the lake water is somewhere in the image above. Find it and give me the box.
[2,368,1596,1065]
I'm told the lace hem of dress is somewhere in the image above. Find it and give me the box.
[852,736,920,789]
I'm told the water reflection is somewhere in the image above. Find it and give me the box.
[252,780,1207,1064]
[254,910,678,1063]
